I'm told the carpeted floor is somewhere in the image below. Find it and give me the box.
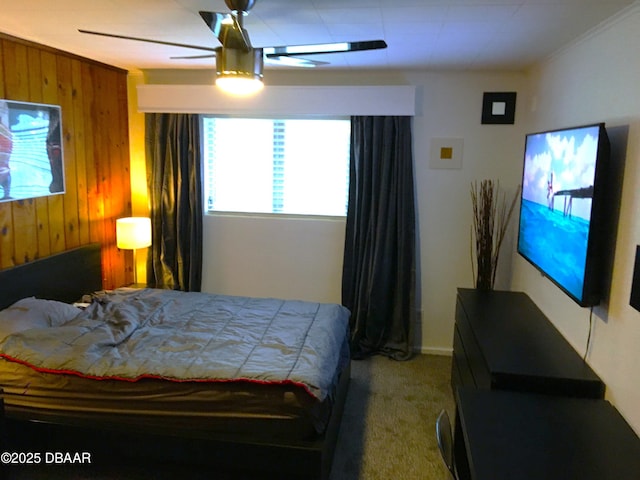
[330,354,455,480]
[4,354,455,480]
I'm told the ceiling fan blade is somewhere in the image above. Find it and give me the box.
[265,56,329,68]
[78,29,218,53]
[264,40,387,58]
[199,11,251,51]
[170,53,217,60]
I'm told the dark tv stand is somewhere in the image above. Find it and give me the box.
[451,288,605,398]
[455,387,640,480]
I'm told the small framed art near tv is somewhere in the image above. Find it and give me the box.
[0,99,64,203]
[517,123,611,307]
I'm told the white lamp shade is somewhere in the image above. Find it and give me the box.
[116,217,152,250]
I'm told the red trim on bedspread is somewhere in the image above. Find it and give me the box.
[0,353,319,400]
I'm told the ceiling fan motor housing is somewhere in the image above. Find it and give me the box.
[216,46,264,81]
[225,0,256,14]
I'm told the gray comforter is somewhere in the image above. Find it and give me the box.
[0,288,350,401]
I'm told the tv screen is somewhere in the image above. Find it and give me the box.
[0,99,64,203]
[517,123,610,307]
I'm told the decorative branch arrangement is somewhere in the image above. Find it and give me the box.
[470,180,521,291]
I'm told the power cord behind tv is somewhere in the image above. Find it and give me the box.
[584,306,594,361]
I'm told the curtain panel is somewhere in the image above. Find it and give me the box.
[145,113,203,291]
[342,116,417,360]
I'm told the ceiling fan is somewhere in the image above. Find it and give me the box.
[79,0,388,95]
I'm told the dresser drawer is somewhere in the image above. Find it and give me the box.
[455,296,491,389]
[453,326,475,389]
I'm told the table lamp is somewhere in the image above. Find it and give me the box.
[116,217,151,284]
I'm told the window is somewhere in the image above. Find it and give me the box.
[201,117,350,216]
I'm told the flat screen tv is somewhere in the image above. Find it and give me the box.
[517,123,610,307]
[0,99,64,203]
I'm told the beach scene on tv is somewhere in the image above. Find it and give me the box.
[518,125,600,300]
[0,100,64,203]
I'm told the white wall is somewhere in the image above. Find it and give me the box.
[511,3,640,434]
[201,214,345,303]
[142,67,528,354]
[407,71,527,353]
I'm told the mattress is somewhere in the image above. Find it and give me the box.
[0,357,342,441]
[0,288,351,441]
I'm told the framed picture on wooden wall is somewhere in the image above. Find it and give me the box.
[0,99,65,203]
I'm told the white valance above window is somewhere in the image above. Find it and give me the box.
[136,84,416,116]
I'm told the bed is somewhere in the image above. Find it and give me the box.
[0,243,351,479]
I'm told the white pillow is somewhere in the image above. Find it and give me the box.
[0,297,81,341]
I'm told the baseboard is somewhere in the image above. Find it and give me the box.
[415,346,452,356]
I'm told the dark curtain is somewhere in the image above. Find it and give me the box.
[342,116,416,360]
[145,113,203,291]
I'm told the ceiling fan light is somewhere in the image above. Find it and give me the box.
[216,75,264,96]
[215,46,264,96]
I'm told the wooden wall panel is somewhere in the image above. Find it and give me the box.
[71,60,90,247]
[0,33,130,289]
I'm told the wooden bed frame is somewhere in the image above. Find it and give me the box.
[0,243,350,479]
[0,243,104,310]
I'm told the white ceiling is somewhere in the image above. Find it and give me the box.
[0,0,634,73]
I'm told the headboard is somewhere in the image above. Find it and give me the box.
[0,243,103,310]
